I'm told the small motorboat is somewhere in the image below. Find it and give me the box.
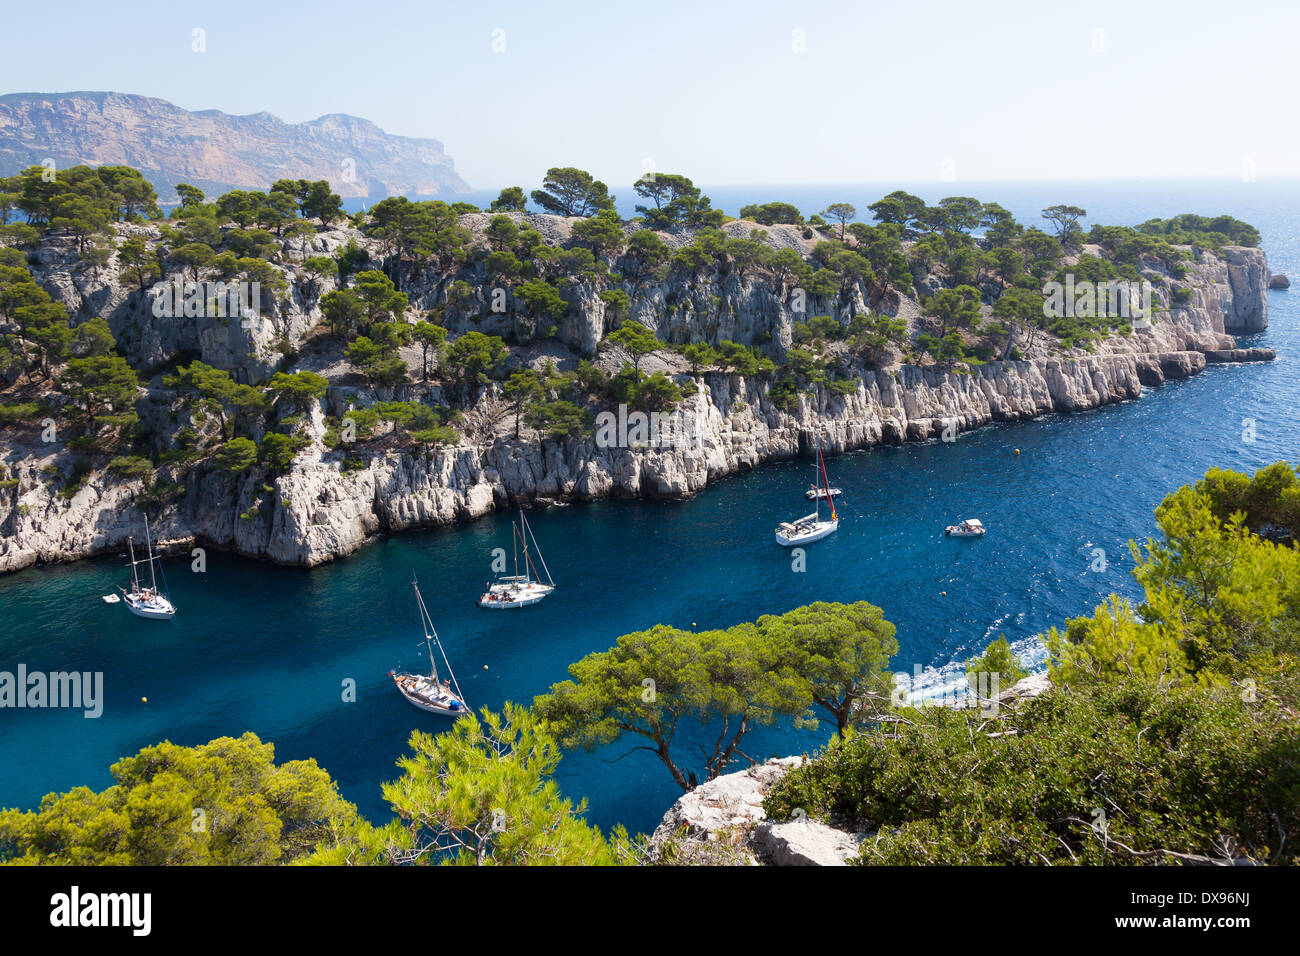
[805,484,843,500]
[944,518,986,537]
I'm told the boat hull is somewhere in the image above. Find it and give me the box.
[123,593,176,619]
[775,518,839,546]
[391,672,467,716]
[478,583,554,608]
[398,693,467,716]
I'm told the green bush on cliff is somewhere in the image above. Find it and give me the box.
[1137,213,1261,250]
[215,436,258,474]
[0,401,46,424]
[739,201,804,226]
[107,454,154,478]
[764,676,1296,865]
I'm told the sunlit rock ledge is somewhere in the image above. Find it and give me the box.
[646,672,1052,866]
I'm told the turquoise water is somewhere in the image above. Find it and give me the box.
[2,182,1298,836]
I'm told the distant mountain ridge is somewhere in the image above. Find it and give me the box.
[0,91,471,201]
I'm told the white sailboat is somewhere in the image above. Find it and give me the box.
[390,577,468,716]
[477,509,555,608]
[120,516,176,620]
[776,447,840,546]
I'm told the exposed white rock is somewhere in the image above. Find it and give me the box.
[0,225,1275,573]
[647,757,806,865]
[648,670,1056,866]
[1220,246,1269,333]
[997,670,1052,703]
[750,818,868,866]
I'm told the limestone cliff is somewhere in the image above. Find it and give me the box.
[0,217,1275,574]
[1221,246,1270,333]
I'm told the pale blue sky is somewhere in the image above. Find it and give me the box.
[4,0,1298,188]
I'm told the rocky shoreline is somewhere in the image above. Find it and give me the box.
[0,232,1274,574]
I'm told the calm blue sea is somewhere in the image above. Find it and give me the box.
[2,180,1297,837]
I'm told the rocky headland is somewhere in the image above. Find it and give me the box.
[0,211,1274,574]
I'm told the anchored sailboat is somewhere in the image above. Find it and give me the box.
[390,576,468,716]
[478,509,555,608]
[776,447,840,546]
[120,516,176,619]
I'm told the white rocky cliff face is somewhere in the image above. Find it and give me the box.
[0,230,1274,573]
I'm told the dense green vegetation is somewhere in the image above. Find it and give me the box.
[1135,213,1261,251]
[0,160,1265,509]
[0,240,141,482]
[0,733,355,864]
[633,173,723,229]
[0,164,160,252]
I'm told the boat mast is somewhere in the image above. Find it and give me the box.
[819,447,837,521]
[412,578,441,682]
[519,510,531,584]
[413,576,465,704]
[127,537,140,592]
[811,452,820,522]
[144,515,158,591]
[511,516,520,581]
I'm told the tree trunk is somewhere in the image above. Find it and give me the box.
[657,742,692,791]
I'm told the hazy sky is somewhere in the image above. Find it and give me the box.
[4,0,1298,189]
